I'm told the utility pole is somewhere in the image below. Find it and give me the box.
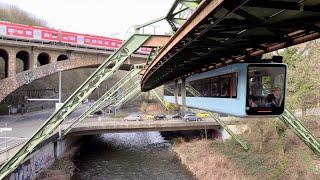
[58,70,62,139]
[59,70,62,103]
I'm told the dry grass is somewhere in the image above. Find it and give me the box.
[173,139,249,180]
[141,102,165,114]
[173,116,320,180]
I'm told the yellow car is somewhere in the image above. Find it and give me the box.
[144,114,155,120]
[196,112,210,118]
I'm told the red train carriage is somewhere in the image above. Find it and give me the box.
[0,21,150,55]
[40,29,60,42]
[0,21,34,39]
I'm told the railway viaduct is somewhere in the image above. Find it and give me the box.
[0,39,148,102]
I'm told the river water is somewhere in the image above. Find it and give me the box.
[72,132,194,180]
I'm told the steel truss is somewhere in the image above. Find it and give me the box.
[113,84,141,109]
[151,89,169,111]
[279,108,320,155]
[61,67,142,137]
[0,34,151,178]
[135,0,201,33]
[184,84,249,150]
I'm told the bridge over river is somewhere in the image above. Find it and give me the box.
[63,117,239,136]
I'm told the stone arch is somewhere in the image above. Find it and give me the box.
[37,52,51,66]
[57,54,69,61]
[16,50,30,73]
[0,48,9,79]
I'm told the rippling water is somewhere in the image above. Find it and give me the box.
[72,132,194,180]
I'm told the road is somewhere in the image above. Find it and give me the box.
[0,103,91,152]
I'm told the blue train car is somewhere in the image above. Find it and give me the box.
[164,63,287,117]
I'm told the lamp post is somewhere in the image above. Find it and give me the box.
[150,25,160,34]
[58,70,62,139]
[59,70,62,103]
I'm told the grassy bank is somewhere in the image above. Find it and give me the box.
[173,139,248,179]
[173,118,320,180]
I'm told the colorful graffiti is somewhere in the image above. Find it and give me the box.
[7,143,55,180]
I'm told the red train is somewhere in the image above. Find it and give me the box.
[0,21,151,54]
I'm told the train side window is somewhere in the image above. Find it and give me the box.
[220,77,229,97]
[44,33,50,37]
[26,31,32,35]
[8,28,14,33]
[18,30,23,34]
[186,72,237,98]
[231,73,237,98]
[85,39,90,43]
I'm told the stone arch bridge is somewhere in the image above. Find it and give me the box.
[0,39,151,102]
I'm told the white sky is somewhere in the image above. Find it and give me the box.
[0,0,174,39]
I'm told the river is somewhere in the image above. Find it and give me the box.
[72,132,194,180]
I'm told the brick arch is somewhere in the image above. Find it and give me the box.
[16,50,30,73]
[57,54,69,61]
[0,48,9,79]
[37,52,51,66]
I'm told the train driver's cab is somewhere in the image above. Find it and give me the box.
[246,64,287,115]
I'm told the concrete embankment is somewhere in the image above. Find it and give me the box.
[3,133,81,180]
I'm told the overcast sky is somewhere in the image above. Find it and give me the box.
[0,0,174,39]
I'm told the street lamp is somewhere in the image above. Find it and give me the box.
[149,25,160,34]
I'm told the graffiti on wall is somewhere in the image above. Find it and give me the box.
[8,142,55,180]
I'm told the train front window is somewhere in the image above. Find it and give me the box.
[247,64,286,115]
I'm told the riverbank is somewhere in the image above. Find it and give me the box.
[36,146,79,180]
[172,118,320,179]
[173,139,247,179]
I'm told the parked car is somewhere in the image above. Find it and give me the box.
[93,110,103,115]
[172,112,183,119]
[123,114,141,121]
[144,114,154,120]
[183,113,202,122]
[196,112,210,118]
[154,114,167,120]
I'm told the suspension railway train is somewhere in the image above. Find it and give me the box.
[0,21,151,54]
[164,60,287,117]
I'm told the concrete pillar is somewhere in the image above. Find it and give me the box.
[50,52,58,64]
[174,80,178,105]
[181,78,187,109]
[30,47,37,69]
[67,51,72,60]
[8,50,16,77]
